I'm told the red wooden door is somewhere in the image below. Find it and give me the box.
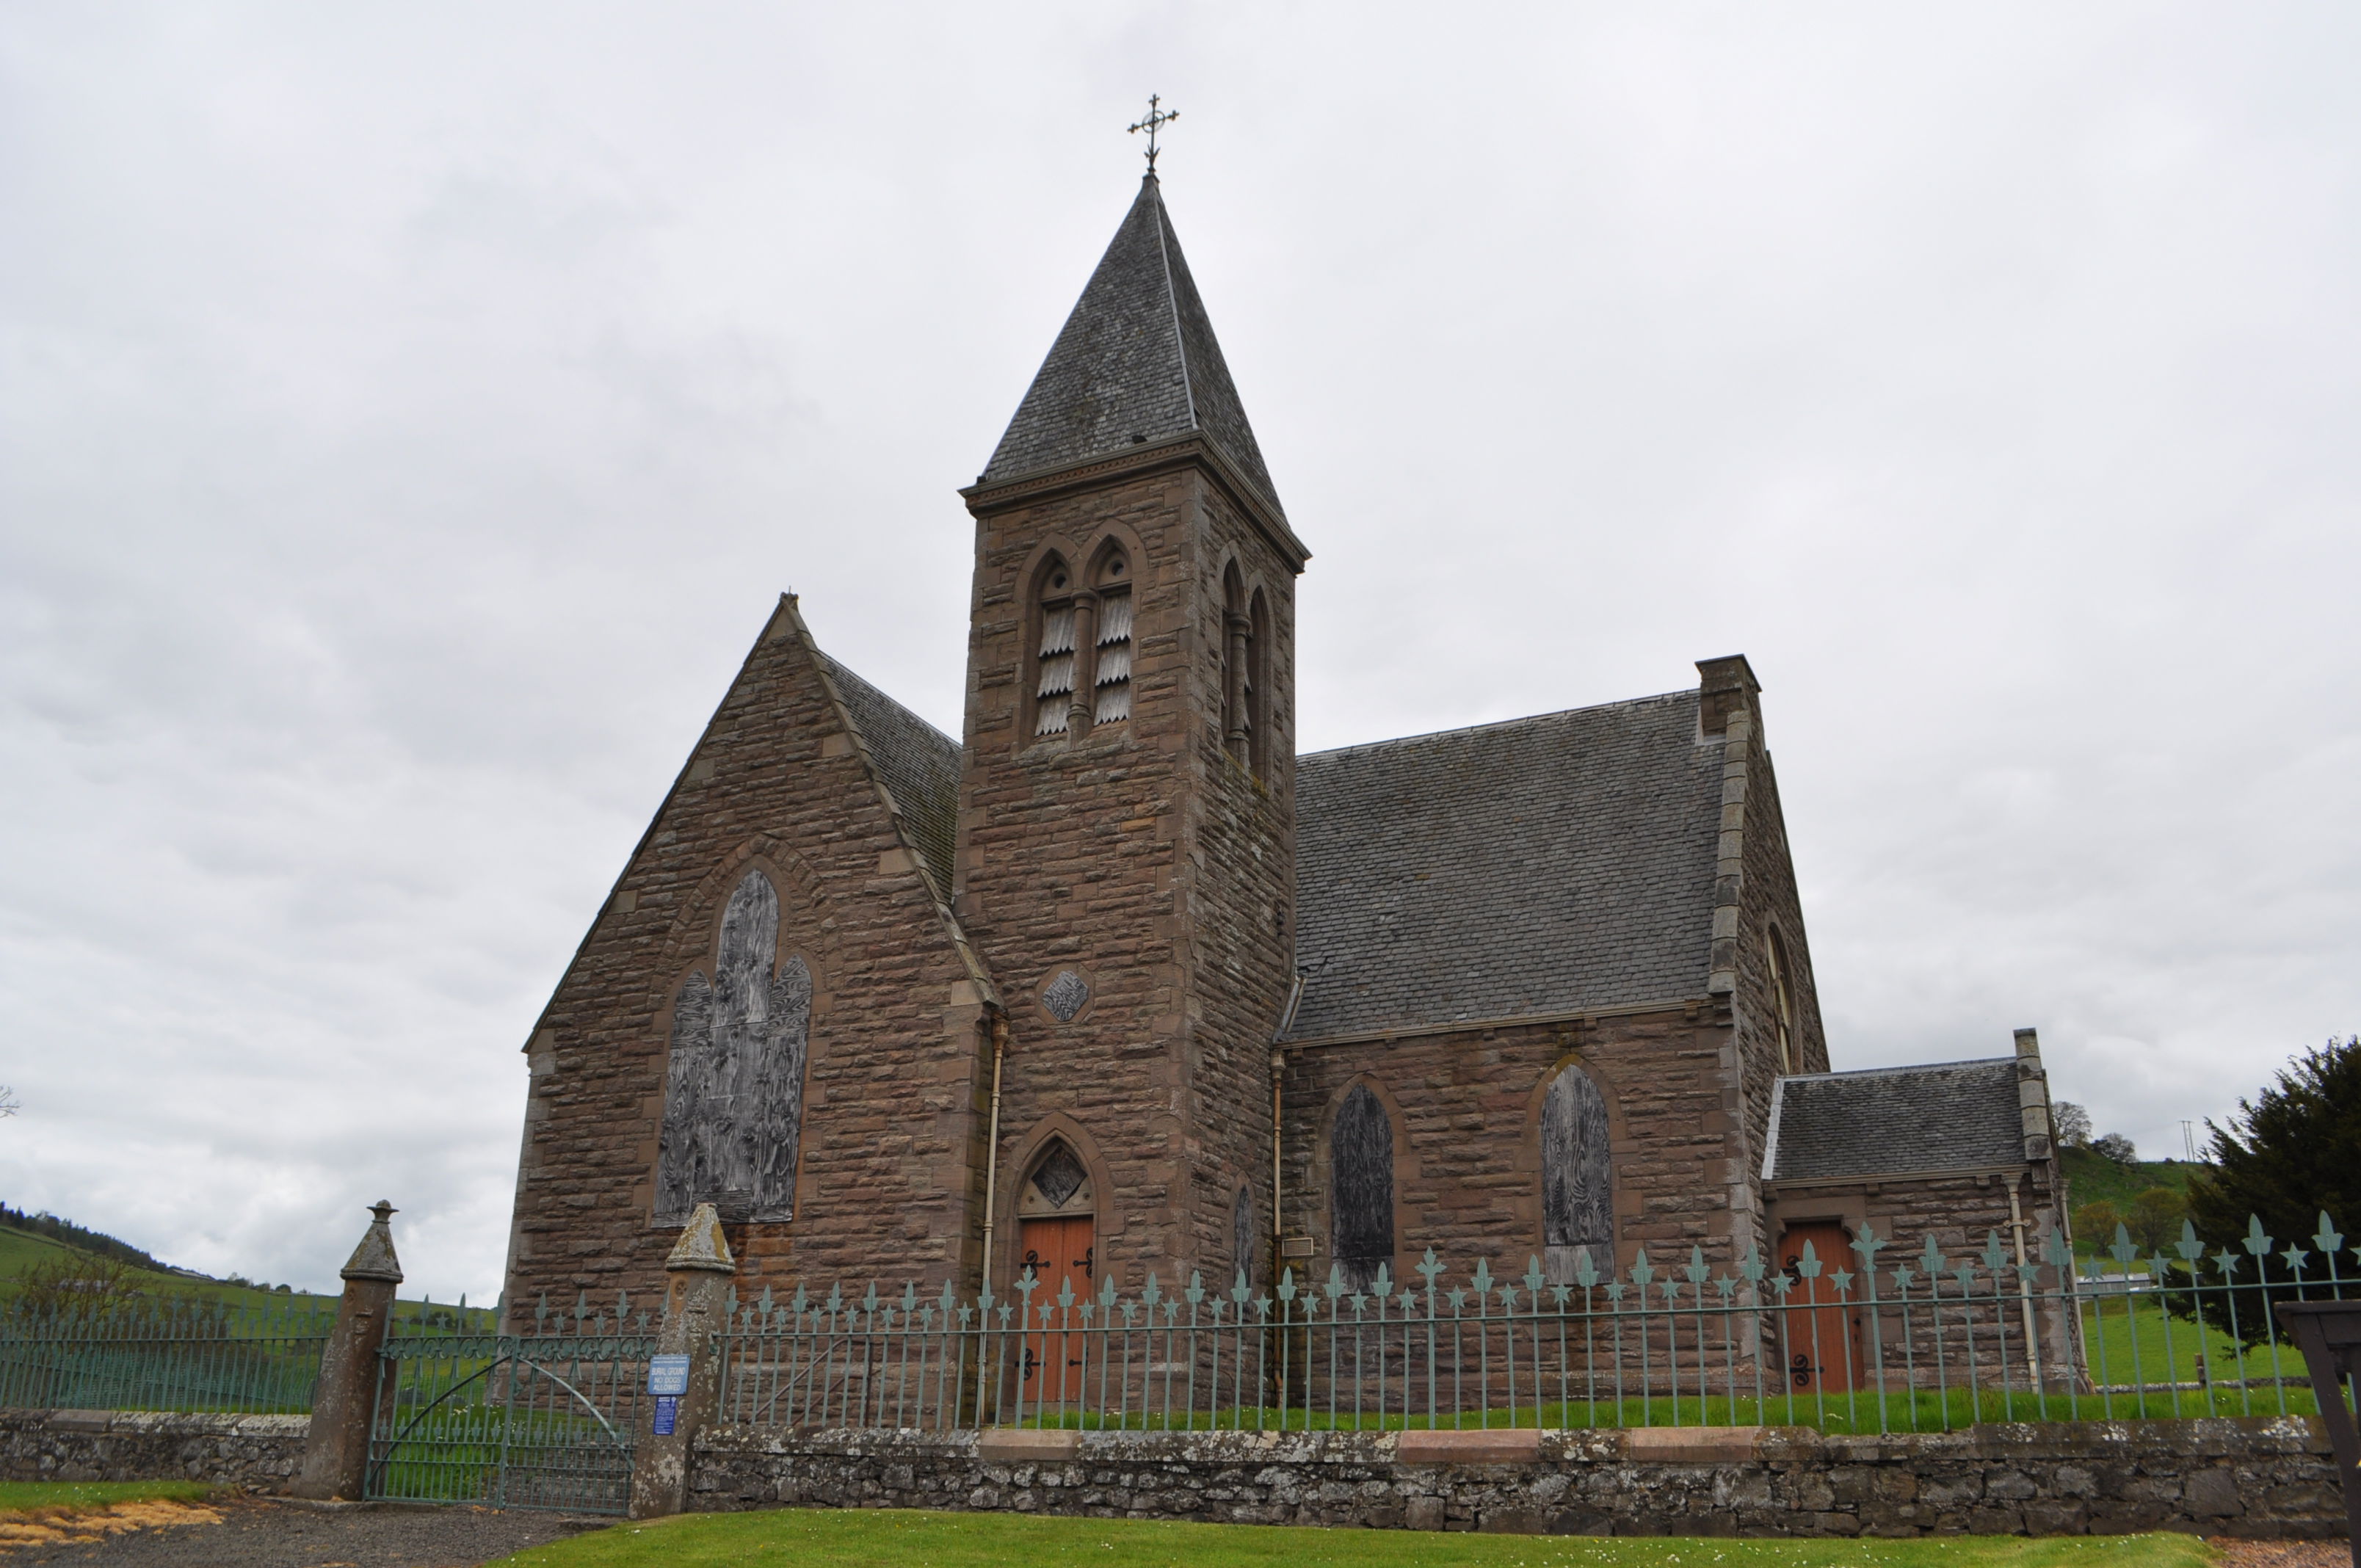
[1776,1224,1863,1393]
[1018,1214,1096,1408]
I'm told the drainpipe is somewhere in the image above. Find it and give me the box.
[2007,1173,2044,1388]
[979,1009,1010,1289]
[1269,976,1305,1290]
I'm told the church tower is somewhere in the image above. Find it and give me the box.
[954,174,1310,1303]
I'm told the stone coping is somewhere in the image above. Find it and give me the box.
[0,1409,310,1437]
[701,1414,2331,1464]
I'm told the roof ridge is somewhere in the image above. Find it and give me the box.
[1299,689,1702,763]
[1777,1056,2017,1083]
[1148,180,1197,432]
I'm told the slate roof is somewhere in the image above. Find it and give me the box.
[1764,1059,2028,1182]
[1287,692,1727,1041]
[822,656,961,898]
[983,177,1279,509]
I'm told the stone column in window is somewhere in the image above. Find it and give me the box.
[1067,590,1099,741]
[1224,609,1250,763]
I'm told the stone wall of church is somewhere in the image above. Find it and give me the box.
[1766,1166,2078,1383]
[504,602,990,1319]
[1172,476,1299,1287]
[957,449,1301,1298]
[1726,698,1830,1200]
[1277,1005,1755,1285]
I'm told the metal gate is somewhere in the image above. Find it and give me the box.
[368,1319,652,1514]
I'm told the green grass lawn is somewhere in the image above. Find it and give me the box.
[2078,1299,2312,1420]
[0,1479,222,1512]
[485,1508,2219,1568]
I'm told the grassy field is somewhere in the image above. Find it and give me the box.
[2059,1151,2197,1209]
[0,1479,222,1512]
[484,1508,2220,1568]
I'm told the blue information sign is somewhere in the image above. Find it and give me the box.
[648,1354,691,1397]
[651,1395,678,1436]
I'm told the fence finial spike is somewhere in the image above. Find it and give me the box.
[2244,1213,2273,1256]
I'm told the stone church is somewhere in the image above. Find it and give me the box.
[499,174,2067,1346]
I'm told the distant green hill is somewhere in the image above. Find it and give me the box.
[0,1213,491,1328]
[0,1206,174,1274]
[2059,1146,2199,1213]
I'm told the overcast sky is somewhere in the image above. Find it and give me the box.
[4,4,2356,1301]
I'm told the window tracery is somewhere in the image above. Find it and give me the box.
[1541,1063,1612,1284]
[653,869,810,1225]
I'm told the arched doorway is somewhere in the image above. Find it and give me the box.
[1775,1222,1864,1393]
[1015,1139,1094,1408]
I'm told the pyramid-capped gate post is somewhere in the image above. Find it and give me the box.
[293,1200,405,1500]
[2274,1300,2361,1568]
[627,1203,737,1520]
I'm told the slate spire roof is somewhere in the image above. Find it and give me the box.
[983,176,1279,508]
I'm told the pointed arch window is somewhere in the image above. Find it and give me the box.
[1542,1064,1612,1284]
[1330,1084,1394,1293]
[1767,929,1798,1075]
[1220,565,1258,769]
[1032,549,1131,738]
[1231,1185,1258,1293]
[654,870,810,1225]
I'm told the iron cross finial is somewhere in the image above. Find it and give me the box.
[1128,94,1178,174]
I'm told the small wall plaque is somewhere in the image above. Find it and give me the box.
[648,1354,690,1397]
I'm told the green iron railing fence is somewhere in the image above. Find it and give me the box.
[714,1214,2361,1436]
[0,1297,333,1414]
[365,1294,654,1514]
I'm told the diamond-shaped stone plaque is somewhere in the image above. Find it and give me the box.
[1042,970,1089,1022]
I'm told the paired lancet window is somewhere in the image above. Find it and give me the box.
[654,869,810,1225]
[1034,548,1133,738]
[1219,565,1268,774]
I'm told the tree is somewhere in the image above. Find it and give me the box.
[2169,1037,2361,1343]
[2072,1199,2123,1254]
[2052,1101,2093,1150]
[2091,1132,2138,1165]
[2126,1186,2188,1255]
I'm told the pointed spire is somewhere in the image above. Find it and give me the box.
[983,178,1278,509]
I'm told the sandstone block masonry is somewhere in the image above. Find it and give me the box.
[686,1418,2346,1539]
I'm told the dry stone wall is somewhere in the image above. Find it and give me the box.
[0,1411,306,1491]
[686,1418,2345,1539]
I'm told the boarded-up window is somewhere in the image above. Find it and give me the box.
[1330,1084,1394,1293]
[653,870,811,1224]
[1232,1186,1257,1292]
[1542,1064,1612,1283]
